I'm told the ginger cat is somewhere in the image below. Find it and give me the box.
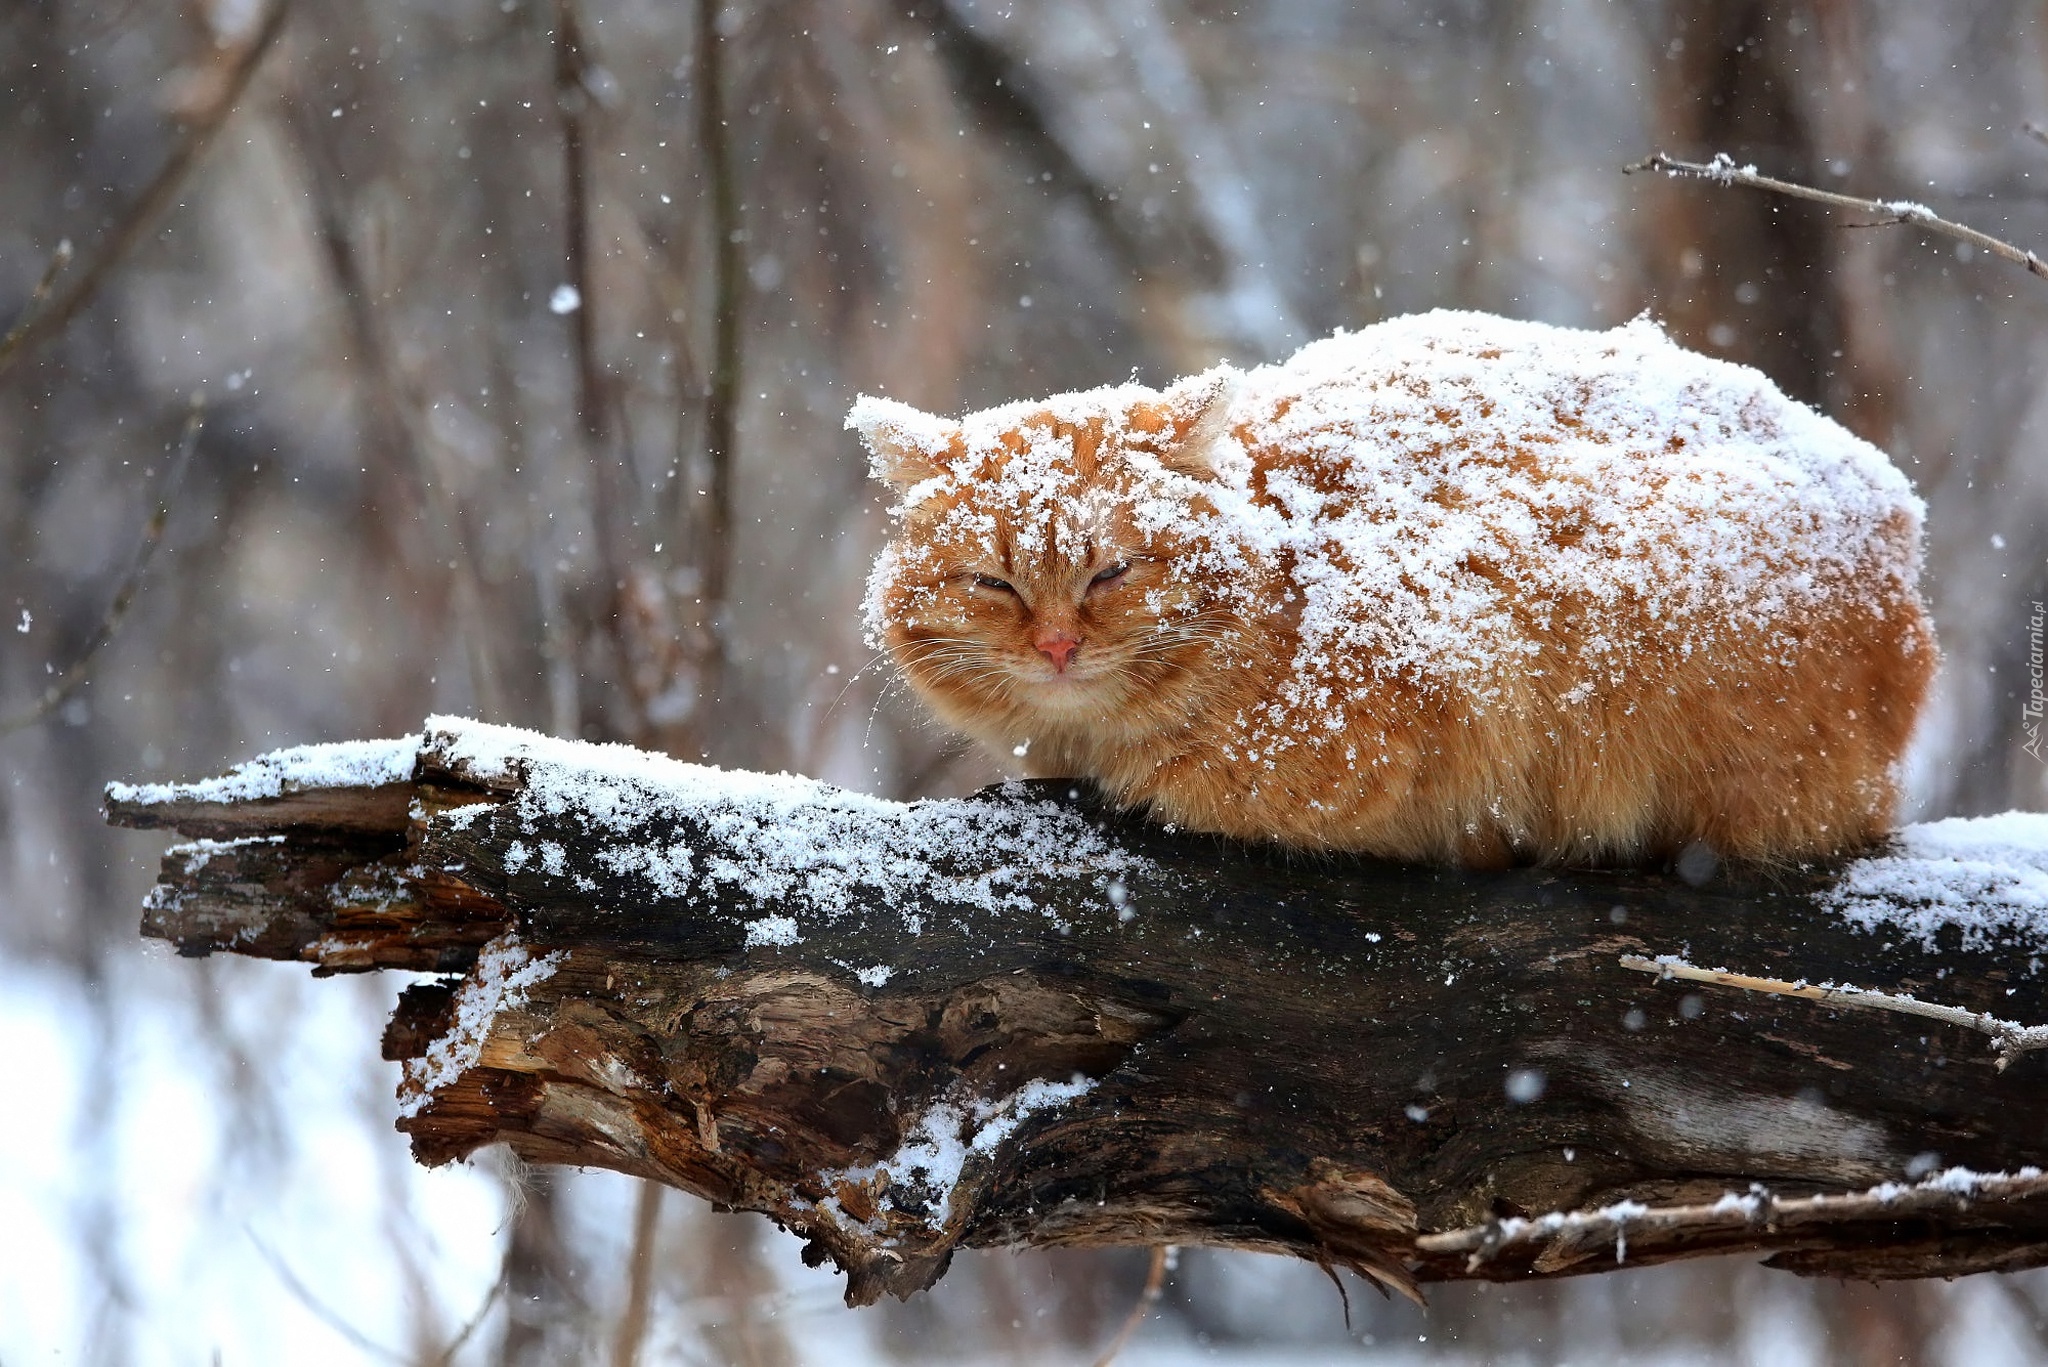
[852,311,1936,867]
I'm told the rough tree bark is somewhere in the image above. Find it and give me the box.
[106,718,2048,1307]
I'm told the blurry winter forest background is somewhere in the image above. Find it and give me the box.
[6,0,2048,1362]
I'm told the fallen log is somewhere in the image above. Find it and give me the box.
[107,717,2048,1305]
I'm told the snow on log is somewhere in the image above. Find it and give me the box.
[107,717,2048,1304]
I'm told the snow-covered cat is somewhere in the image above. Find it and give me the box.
[852,311,1935,867]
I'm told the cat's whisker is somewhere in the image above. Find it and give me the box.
[817,650,899,723]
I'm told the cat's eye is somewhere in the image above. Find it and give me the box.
[973,573,1016,593]
[1087,563,1130,592]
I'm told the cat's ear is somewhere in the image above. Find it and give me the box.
[846,396,964,490]
[1154,365,1241,480]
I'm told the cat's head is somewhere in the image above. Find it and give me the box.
[852,367,1250,750]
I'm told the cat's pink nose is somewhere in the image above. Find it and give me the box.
[1035,631,1080,672]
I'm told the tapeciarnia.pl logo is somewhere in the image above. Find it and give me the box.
[2026,600,2046,762]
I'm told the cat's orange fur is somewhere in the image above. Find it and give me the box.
[853,311,1936,867]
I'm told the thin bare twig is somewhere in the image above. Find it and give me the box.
[696,0,742,616]
[1418,1168,2048,1266]
[552,0,659,750]
[280,94,508,722]
[3,397,205,737]
[920,9,1150,278]
[0,0,290,383]
[608,1182,665,1367]
[1624,151,2048,283]
[555,0,608,452]
[0,239,74,365]
[424,1271,507,1367]
[248,1229,409,1364]
[1090,1245,1170,1367]
[553,0,629,595]
[1621,954,2048,1070]
[2023,122,2048,151]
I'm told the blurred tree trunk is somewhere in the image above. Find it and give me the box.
[1647,0,1836,406]
[497,1172,587,1367]
[1647,0,1910,450]
[1812,1278,1939,1367]
[1799,0,1907,449]
[691,1214,795,1367]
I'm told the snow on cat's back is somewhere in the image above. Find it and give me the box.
[853,310,1937,867]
